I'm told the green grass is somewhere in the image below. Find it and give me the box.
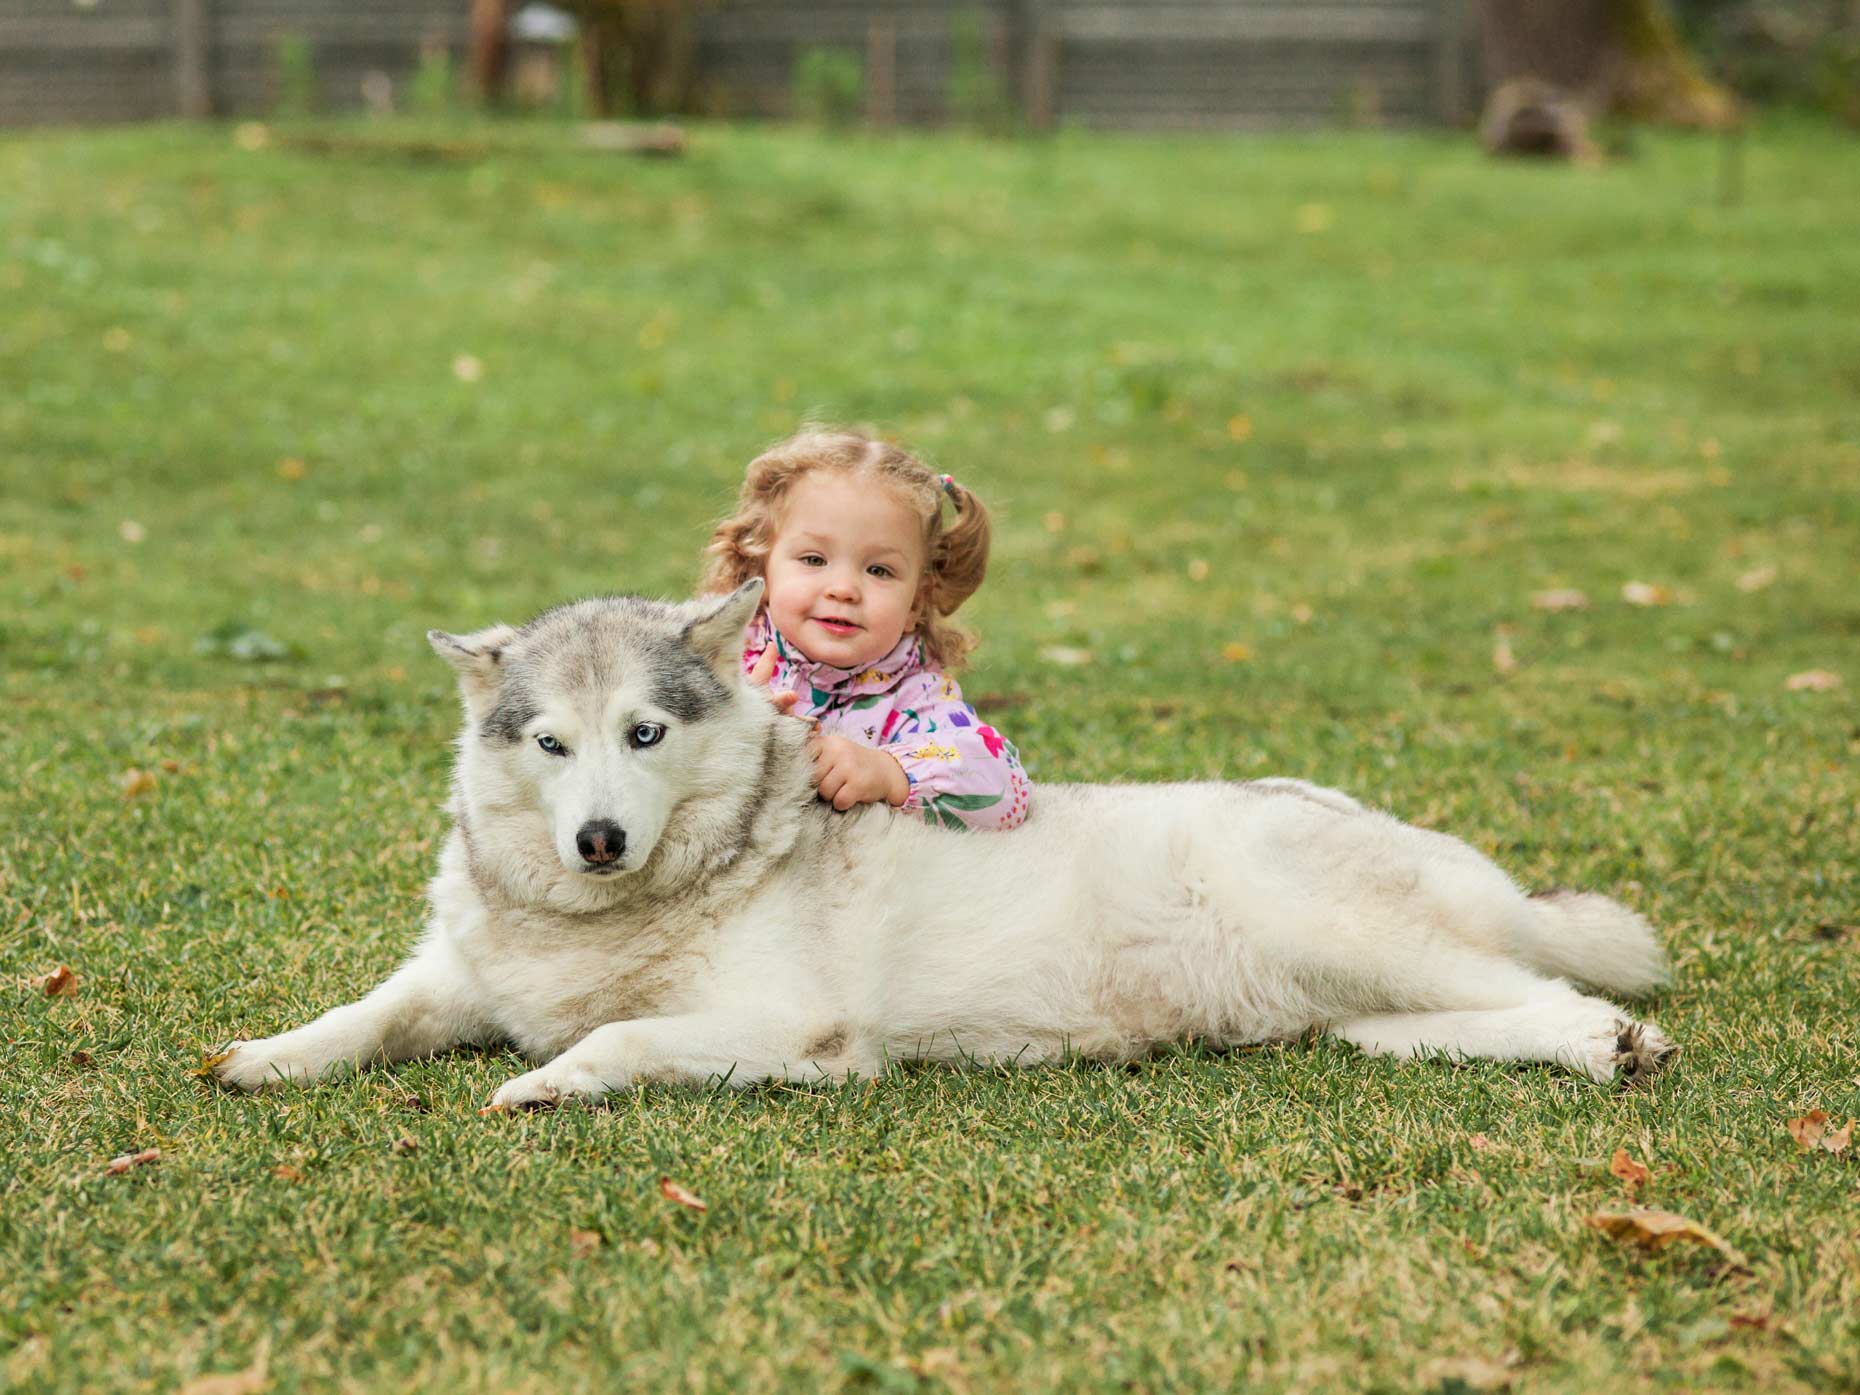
[3,114,1859,1393]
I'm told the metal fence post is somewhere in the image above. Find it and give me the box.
[1015,0,1058,130]
[867,16,897,127]
[1433,0,1470,125]
[173,0,211,116]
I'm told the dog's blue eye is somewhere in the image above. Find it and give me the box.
[631,723,665,748]
[536,734,566,756]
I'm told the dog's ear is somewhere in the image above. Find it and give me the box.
[428,623,520,712]
[682,578,764,684]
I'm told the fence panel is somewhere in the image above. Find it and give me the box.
[0,0,1474,129]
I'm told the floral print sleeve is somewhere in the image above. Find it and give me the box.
[873,670,1032,832]
[740,612,1032,832]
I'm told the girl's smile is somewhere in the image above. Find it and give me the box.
[763,472,926,668]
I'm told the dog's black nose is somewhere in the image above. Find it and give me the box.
[575,820,626,866]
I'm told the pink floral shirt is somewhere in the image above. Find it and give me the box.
[743,612,1031,831]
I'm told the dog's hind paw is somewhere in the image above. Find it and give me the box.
[1610,1019,1676,1089]
[208,1036,317,1093]
[488,1061,613,1112]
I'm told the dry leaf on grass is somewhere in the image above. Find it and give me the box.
[178,1337,269,1395]
[1039,646,1093,667]
[659,1176,707,1212]
[1735,564,1778,593]
[1468,1133,1502,1153]
[569,1227,603,1259]
[1531,588,1589,612]
[31,964,79,997]
[1609,1149,1651,1191]
[1622,581,1674,607]
[1222,642,1254,663]
[1585,1208,1743,1264]
[391,1136,418,1155]
[1784,670,1841,693]
[121,768,157,799]
[104,1147,161,1176]
[1786,1110,1855,1154]
[272,1163,305,1183]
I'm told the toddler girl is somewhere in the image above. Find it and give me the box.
[702,428,1031,832]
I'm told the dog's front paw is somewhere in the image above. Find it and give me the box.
[209,1036,317,1093]
[1570,1018,1676,1087]
[487,1060,615,1112]
[1610,1019,1676,1088]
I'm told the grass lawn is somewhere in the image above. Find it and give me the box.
[2,113,1858,1393]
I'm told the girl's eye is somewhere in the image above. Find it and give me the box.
[799,554,826,567]
[867,564,893,579]
[630,723,666,748]
[536,734,567,756]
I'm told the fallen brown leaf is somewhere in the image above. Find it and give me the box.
[1784,670,1841,693]
[1787,1109,1855,1154]
[1788,1109,1831,1148]
[159,757,184,773]
[1622,581,1673,607]
[569,1227,603,1259]
[178,1337,269,1395]
[1531,588,1589,612]
[121,767,158,798]
[1585,1208,1743,1264]
[105,1147,161,1176]
[272,1163,305,1183]
[31,964,79,997]
[391,1136,418,1155]
[191,1048,233,1078]
[659,1176,707,1212]
[1610,1148,1651,1191]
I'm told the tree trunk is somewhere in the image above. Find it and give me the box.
[1478,0,1738,137]
[469,0,512,104]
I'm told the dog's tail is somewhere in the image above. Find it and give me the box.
[1514,889,1670,998]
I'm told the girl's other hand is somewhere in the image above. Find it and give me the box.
[747,646,800,716]
[811,734,909,811]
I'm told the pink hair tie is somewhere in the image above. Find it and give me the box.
[938,474,962,509]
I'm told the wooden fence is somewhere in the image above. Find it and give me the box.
[0,0,1475,130]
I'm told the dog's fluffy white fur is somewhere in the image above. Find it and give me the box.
[213,581,1674,1104]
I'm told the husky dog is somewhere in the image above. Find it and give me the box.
[212,580,1674,1105]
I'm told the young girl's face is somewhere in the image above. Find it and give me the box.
[764,470,926,668]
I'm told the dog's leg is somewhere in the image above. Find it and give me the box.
[487,1012,868,1110]
[213,942,492,1092]
[1331,982,1674,1086]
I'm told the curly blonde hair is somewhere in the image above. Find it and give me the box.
[701,427,994,669]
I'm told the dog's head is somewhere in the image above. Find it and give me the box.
[429,580,769,881]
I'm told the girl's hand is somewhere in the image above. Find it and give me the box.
[811,733,909,811]
[747,647,800,716]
